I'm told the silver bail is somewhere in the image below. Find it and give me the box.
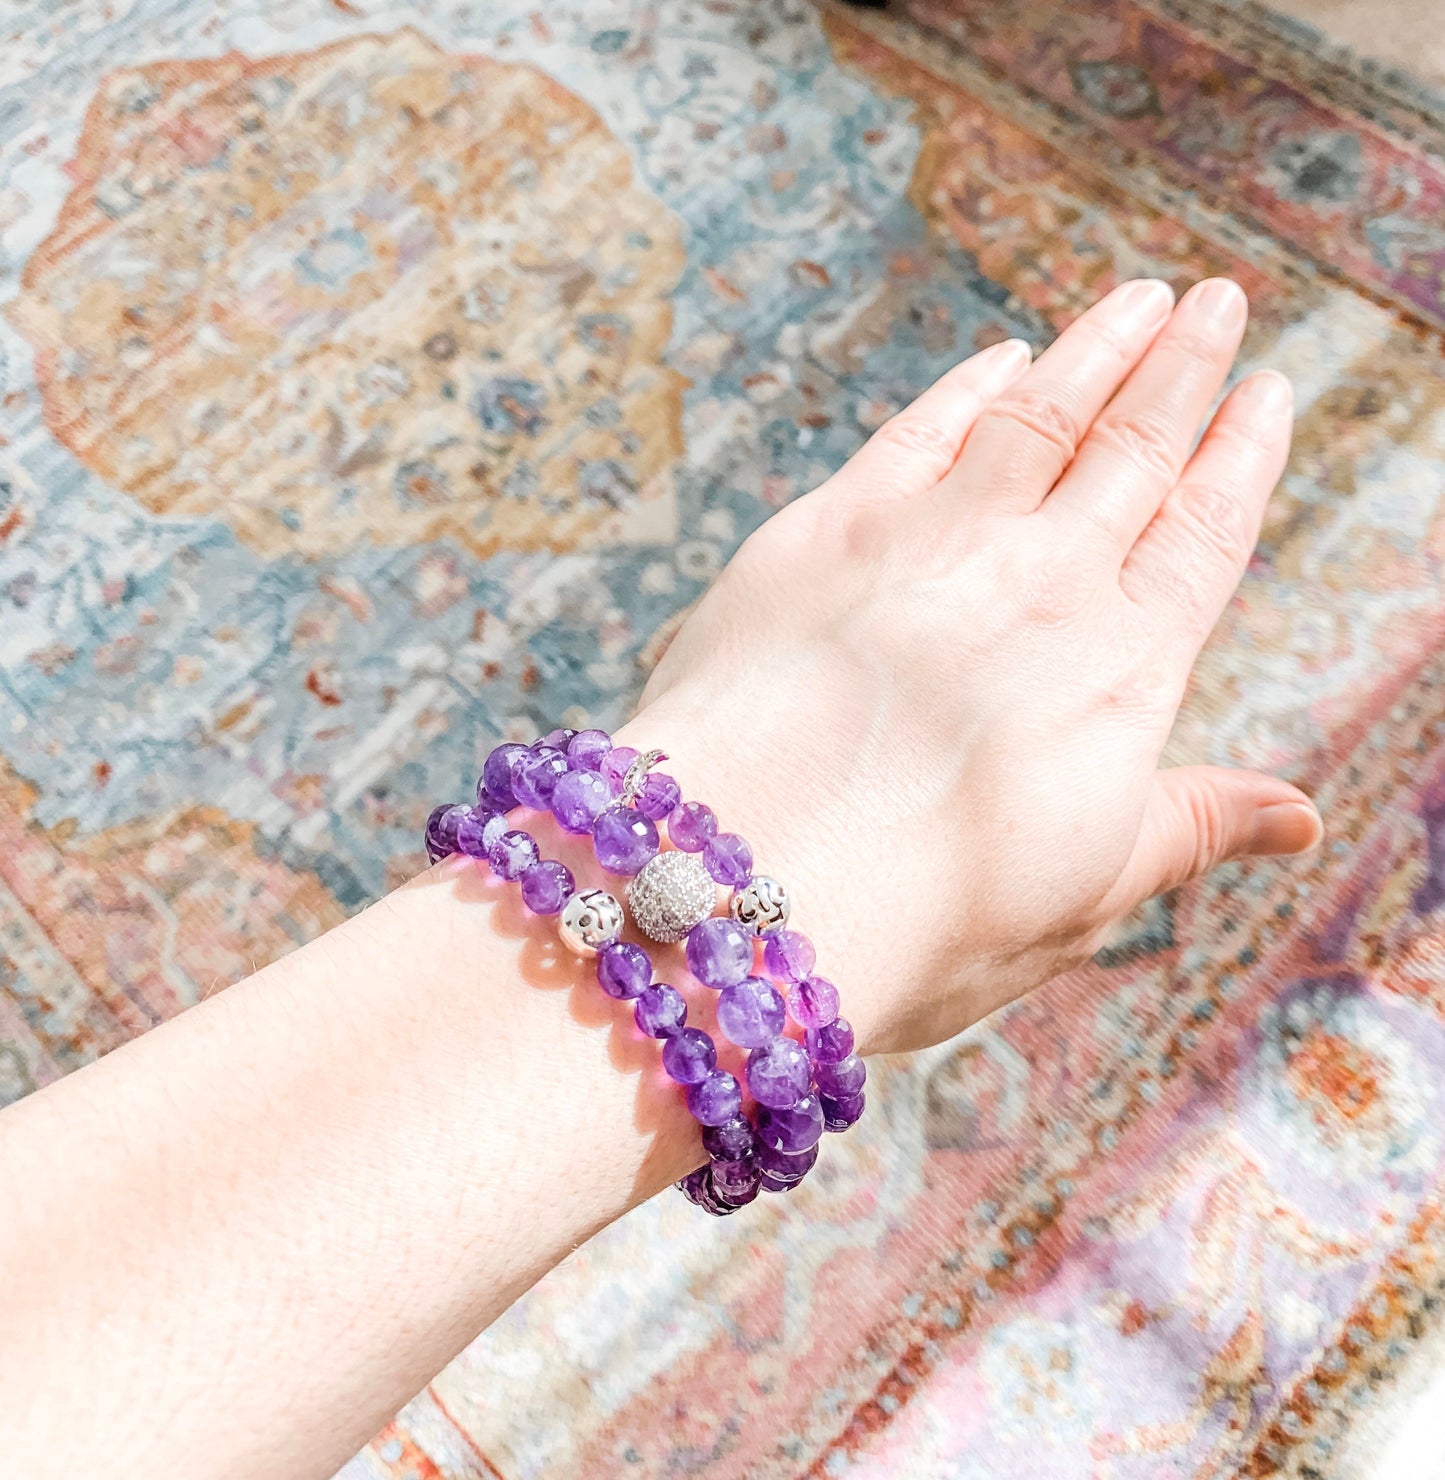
[618,748,668,807]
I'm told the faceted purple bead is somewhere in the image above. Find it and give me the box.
[678,1166,712,1207]
[597,941,652,1001]
[601,745,640,791]
[687,1069,742,1126]
[480,742,527,811]
[821,1090,866,1132]
[636,772,682,822]
[592,808,660,876]
[806,1017,855,1065]
[716,977,787,1049]
[756,1094,826,1154]
[756,1140,819,1183]
[790,976,841,1031]
[543,727,578,751]
[551,769,611,834]
[662,1027,717,1086]
[454,805,496,859]
[512,746,569,810]
[481,813,509,854]
[425,802,469,860]
[519,859,573,915]
[703,832,753,887]
[488,829,539,881]
[634,983,687,1038]
[567,728,613,772]
[702,1114,755,1162]
[763,930,816,984]
[685,917,753,988]
[813,1052,866,1099]
[746,1038,812,1108]
[668,800,717,853]
[712,1157,760,1201]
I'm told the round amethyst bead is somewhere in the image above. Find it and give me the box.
[512,746,569,810]
[757,1094,826,1154]
[711,1157,760,1203]
[634,983,687,1038]
[596,941,652,1001]
[668,800,717,853]
[685,917,753,989]
[702,1114,755,1162]
[425,802,470,861]
[790,976,841,1031]
[543,727,578,751]
[716,977,787,1049]
[488,829,539,881]
[813,1052,866,1099]
[806,1017,855,1065]
[551,769,611,834]
[567,728,613,772]
[821,1090,866,1132]
[519,859,573,915]
[636,772,682,822]
[703,832,753,887]
[756,1140,819,1184]
[687,1069,742,1126]
[454,805,495,859]
[592,808,660,876]
[662,1027,717,1086]
[746,1038,812,1108]
[601,745,640,791]
[480,742,527,811]
[763,930,816,984]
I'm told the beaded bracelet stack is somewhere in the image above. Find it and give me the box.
[423,726,867,1214]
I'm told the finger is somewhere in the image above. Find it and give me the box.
[1103,766,1322,916]
[1120,370,1293,641]
[939,278,1175,515]
[838,339,1033,503]
[1044,278,1248,558]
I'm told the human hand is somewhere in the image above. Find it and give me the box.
[619,278,1320,1056]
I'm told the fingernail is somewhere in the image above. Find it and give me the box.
[1106,278,1174,333]
[983,337,1033,380]
[1242,369,1293,416]
[1185,277,1247,329]
[1248,801,1323,856]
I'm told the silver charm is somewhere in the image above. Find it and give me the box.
[730,875,790,937]
[627,850,717,944]
[558,888,624,957]
[619,748,668,808]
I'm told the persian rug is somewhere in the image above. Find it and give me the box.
[3,0,1444,1474]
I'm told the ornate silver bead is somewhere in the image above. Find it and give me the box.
[626,850,717,944]
[729,875,790,937]
[557,888,624,957]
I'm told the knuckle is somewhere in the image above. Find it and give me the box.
[1087,413,1179,484]
[869,402,972,474]
[1172,476,1254,562]
[1078,314,1140,367]
[983,386,1080,464]
[1014,547,1092,626]
[1165,326,1228,370]
[1182,781,1232,875]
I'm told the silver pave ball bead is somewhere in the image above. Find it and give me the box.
[730,875,790,937]
[627,850,717,945]
[558,888,625,957]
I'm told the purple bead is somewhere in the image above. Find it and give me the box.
[757,1095,825,1154]
[592,808,660,876]
[764,930,816,984]
[687,1069,742,1126]
[425,802,469,860]
[601,745,640,791]
[596,941,652,1001]
[756,1140,819,1183]
[703,832,753,887]
[520,859,573,915]
[702,1114,755,1162]
[481,812,509,853]
[746,1038,812,1108]
[662,1027,717,1086]
[814,1052,866,1098]
[716,977,787,1049]
[567,728,613,772]
[512,746,569,810]
[636,772,682,822]
[480,742,527,811]
[543,727,578,750]
[821,1090,866,1132]
[454,805,496,858]
[806,1017,855,1065]
[668,800,717,853]
[678,1166,712,1206]
[488,828,539,881]
[790,976,841,1031]
[551,769,611,834]
[712,1157,760,1202]
[685,917,753,989]
[634,983,687,1038]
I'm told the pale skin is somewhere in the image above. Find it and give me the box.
[0,278,1321,1478]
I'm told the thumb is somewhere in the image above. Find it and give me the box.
[1108,765,1323,913]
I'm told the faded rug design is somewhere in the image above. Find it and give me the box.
[2,0,1444,1475]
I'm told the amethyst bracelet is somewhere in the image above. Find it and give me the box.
[424,727,867,1215]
